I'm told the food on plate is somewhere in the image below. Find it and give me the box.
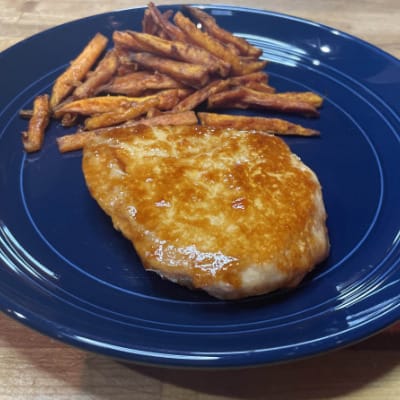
[83,97,160,130]
[82,125,329,299]
[172,11,267,76]
[172,79,232,112]
[197,113,319,136]
[183,5,263,58]
[20,2,323,152]
[72,49,119,99]
[17,3,331,300]
[207,87,322,116]
[129,51,210,88]
[100,70,184,96]
[146,2,188,42]
[22,94,51,152]
[49,32,108,109]
[115,30,231,77]
[53,89,190,117]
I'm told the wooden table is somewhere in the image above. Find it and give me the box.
[0,1,399,398]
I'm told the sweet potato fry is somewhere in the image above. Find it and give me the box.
[57,111,198,152]
[127,31,231,77]
[207,87,249,109]
[245,81,275,93]
[208,87,321,117]
[173,79,231,112]
[57,131,97,153]
[53,96,137,117]
[184,6,263,58]
[225,43,240,56]
[228,71,270,85]
[113,30,153,52]
[142,8,157,35]
[173,11,263,76]
[54,89,189,117]
[240,88,322,116]
[273,92,324,108]
[153,9,175,39]
[130,52,210,88]
[22,94,51,152]
[50,33,108,109]
[197,113,319,136]
[73,49,119,99]
[147,2,188,42]
[84,97,160,130]
[114,47,140,75]
[142,8,174,37]
[239,59,268,75]
[142,8,172,37]
[173,12,242,75]
[102,71,184,96]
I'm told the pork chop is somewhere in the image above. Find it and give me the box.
[82,124,329,299]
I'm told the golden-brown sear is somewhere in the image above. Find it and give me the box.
[82,125,329,299]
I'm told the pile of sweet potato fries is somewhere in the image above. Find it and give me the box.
[21,2,323,153]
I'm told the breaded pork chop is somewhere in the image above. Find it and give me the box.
[82,125,329,299]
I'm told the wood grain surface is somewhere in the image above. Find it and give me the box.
[0,0,399,399]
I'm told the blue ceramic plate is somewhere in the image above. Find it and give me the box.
[0,5,399,368]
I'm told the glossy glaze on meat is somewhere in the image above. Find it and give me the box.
[82,124,329,299]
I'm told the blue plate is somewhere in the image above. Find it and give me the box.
[0,5,400,368]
